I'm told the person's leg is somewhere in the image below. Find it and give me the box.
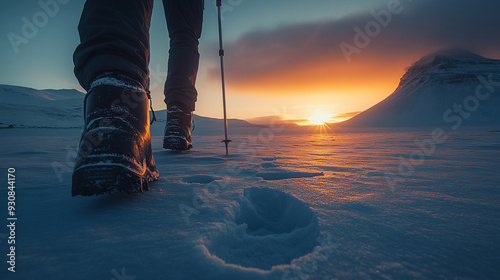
[162,0,204,111]
[74,0,154,91]
[162,0,204,151]
[72,0,158,196]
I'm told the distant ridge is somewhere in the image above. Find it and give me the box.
[0,84,261,135]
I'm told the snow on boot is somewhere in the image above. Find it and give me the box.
[163,102,193,151]
[72,73,159,196]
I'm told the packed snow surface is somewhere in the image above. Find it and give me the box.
[0,127,499,280]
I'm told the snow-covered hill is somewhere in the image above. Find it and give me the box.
[0,84,261,134]
[0,84,85,128]
[344,50,500,127]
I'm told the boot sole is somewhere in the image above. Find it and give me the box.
[72,165,157,197]
[163,136,192,151]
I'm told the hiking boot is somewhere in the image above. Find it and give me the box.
[163,102,193,151]
[72,73,159,196]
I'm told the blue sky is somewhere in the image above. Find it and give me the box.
[1,0,499,120]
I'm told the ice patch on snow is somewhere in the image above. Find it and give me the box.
[256,171,324,181]
[203,187,319,270]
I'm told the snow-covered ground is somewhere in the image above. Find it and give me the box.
[1,126,499,280]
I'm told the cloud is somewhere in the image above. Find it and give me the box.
[204,0,500,95]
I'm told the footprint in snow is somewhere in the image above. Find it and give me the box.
[204,187,319,270]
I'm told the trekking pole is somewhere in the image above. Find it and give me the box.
[217,0,231,155]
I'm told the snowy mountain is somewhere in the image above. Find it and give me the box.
[344,50,500,127]
[0,84,261,134]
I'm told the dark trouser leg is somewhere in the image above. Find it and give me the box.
[163,0,204,111]
[73,0,154,91]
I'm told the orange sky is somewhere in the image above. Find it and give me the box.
[195,47,434,123]
[1,0,499,125]
[188,0,500,124]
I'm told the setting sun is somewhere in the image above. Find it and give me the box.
[307,111,332,125]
